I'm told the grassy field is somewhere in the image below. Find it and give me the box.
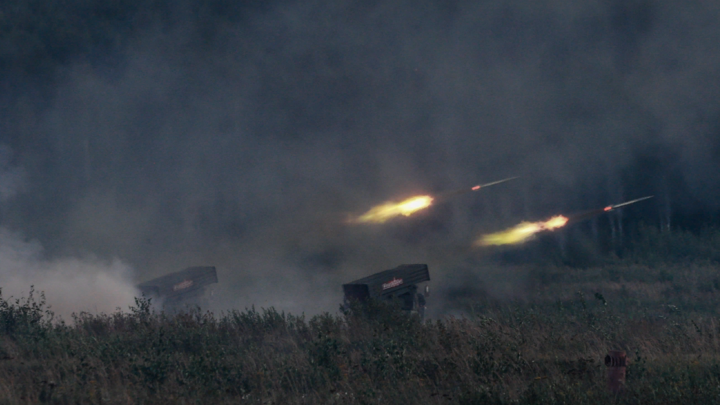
[1,228,720,404]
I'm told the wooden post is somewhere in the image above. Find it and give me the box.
[605,350,626,394]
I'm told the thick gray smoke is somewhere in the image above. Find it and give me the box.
[2,0,720,315]
[0,229,138,320]
[0,152,138,319]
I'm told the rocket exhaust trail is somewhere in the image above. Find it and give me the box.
[606,195,654,210]
[476,195,653,247]
[476,176,520,189]
[348,176,518,224]
[435,176,519,201]
[568,195,655,223]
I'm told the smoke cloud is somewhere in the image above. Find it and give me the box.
[0,228,138,320]
[0,151,138,319]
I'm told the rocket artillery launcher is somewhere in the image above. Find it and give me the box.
[137,266,218,312]
[343,264,430,319]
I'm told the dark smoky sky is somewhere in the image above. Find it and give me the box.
[1,0,719,315]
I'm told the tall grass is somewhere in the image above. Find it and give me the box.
[0,287,720,403]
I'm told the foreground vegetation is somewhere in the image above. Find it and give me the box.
[1,272,720,403]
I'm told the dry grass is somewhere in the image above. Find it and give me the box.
[0,277,719,404]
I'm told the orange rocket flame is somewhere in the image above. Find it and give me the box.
[352,195,434,223]
[477,215,569,246]
[350,177,518,224]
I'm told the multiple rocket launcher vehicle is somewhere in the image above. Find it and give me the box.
[342,264,431,318]
[139,263,432,316]
[138,179,652,314]
[137,266,218,312]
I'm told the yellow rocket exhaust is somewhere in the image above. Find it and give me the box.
[477,215,569,246]
[351,195,434,224]
[350,176,518,224]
